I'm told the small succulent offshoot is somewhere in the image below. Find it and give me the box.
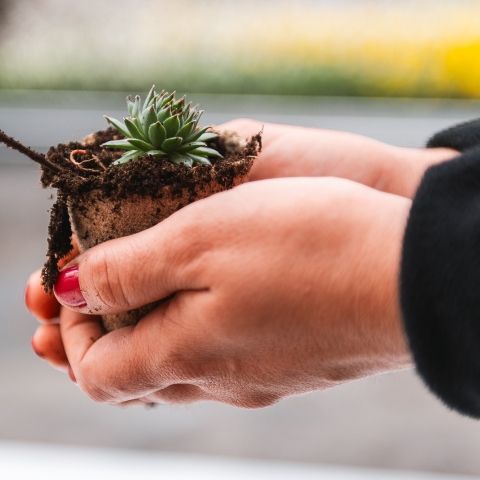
[103,86,222,167]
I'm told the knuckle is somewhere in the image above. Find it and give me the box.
[170,210,205,250]
[81,382,111,403]
[162,215,210,279]
[77,355,148,403]
[83,248,128,310]
[161,347,199,382]
[77,361,112,403]
[112,360,156,397]
[232,392,281,409]
[152,384,203,405]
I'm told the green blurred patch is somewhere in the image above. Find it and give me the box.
[0,62,471,99]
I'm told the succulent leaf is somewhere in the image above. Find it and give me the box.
[187,153,213,165]
[156,108,170,123]
[146,149,166,156]
[163,91,176,106]
[171,152,191,166]
[187,126,210,142]
[172,96,186,110]
[113,150,142,165]
[162,136,183,152]
[198,132,218,142]
[127,99,135,116]
[104,116,130,138]
[148,122,166,148]
[143,85,157,110]
[190,147,223,158]
[143,106,158,133]
[163,115,180,137]
[101,139,133,150]
[177,121,196,140]
[131,96,141,117]
[128,138,154,152]
[178,142,208,153]
[102,86,222,166]
[124,118,146,141]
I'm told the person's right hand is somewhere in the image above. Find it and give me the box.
[221,119,458,198]
[29,178,412,406]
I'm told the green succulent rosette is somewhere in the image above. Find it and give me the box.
[102,85,222,167]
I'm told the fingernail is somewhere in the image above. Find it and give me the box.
[31,336,45,359]
[54,265,87,308]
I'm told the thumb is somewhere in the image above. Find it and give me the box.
[53,214,206,315]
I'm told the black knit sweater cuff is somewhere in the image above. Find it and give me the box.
[427,118,480,152]
[401,119,480,417]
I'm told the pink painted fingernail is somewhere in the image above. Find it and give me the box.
[54,265,86,308]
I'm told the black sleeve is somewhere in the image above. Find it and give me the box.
[427,118,480,152]
[401,118,480,418]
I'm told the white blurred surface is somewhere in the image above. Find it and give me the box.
[0,442,474,480]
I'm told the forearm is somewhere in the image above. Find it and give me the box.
[383,145,458,198]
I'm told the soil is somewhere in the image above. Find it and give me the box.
[40,128,262,292]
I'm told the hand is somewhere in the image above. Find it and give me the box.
[32,119,428,373]
[27,243,79,378]
[223,119,458,198]
[28,178,412,406]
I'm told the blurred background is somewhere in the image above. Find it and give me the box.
[1,0,480,478]
[2,0,480,97]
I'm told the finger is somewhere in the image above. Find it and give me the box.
[25,270,61,322]
[59,307,104,373]
[217,119,309,182]
[53,206,209,315]
[32,324,69,371]
[61,301,190,403]
[68,367,77,383]
[216,118,264,138]
[216,119,290,148]
[26,239,81,323]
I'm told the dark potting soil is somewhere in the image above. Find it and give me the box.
[41,128,261,291]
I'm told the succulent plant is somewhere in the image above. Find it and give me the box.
[102,86,222,167]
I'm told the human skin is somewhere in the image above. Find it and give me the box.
[25,120,457,406]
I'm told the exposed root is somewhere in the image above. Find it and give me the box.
[69,149,107,172]
[0,129,62,173]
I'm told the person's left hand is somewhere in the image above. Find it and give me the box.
[222,119,457,198]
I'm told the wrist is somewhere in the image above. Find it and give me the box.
[309,184,413,381]
[369,196,413,373]
[387,146,458,198]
